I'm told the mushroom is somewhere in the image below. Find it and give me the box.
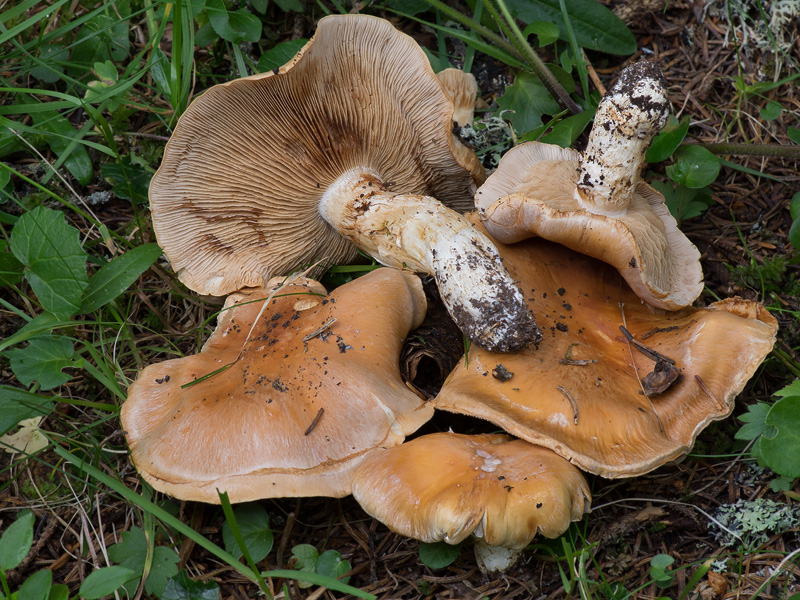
[432,219,777,478]
[150,15,539,353]
[121,268,434,502]
[351,431,590,572]
[475,61,702,310]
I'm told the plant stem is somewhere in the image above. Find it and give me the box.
[683,141,800,159]
[488,0,582,114]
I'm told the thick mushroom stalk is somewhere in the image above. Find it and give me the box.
[320,170,540,352]
[577,61,669,213]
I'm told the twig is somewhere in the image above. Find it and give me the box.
[304,408,324,436]
[683,140,800,159]
[556,386,579,425]
[302,318,337,342]
[619,325,676,365]
[695,375,724,411]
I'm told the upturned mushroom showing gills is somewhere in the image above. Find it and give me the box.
[149,15,539,353]
[433,219,777,478]
[475,61,702,310]
[121,268,434,503]
[351,432,590,573]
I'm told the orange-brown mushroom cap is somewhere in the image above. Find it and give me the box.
[351,432,590,549]
[432,220,777,478]
[150,14,484,297]
[122,268,434,503]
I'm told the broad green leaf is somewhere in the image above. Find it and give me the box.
[69,11,130,72]
[759,396,800,477]
[522,21,560,47]
[646,114,690,163]
[108,527,147,593]
[316,550,351,584]
[506,0,635,55]
[774,379,800,398]
[666,145,720,189]
[759,100,782,121]
[207,0,262,44]
[29,108,93,186]
[79,566,137,600]
[10,336,80,391]
[735,402,771,440]
[0,386,54,436]
[291,544,319,571]
[30,44,68,83]
[790,193,800,220]
[146,547,181,597]
[161,571,220,600]
[222,503,273,562]
[497,68,573,136]
[789,126,800,145]
[418,541,460,569]
[257,39,308,73]
[0,510,35,569]
[150,48,171,101]
[100,157,152,204]
[18,568,52,600]
[790,218,800,250]
[9,206,89,318]
[273,0,303,11]
[47,583,69,600]
[92,60,118,83]
[0,250,24,286]
[649,180,714,223]
[251,0,268,12]
[539,107,595,147]
[80,243,161,313]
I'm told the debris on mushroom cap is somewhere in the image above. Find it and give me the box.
[476,61,703,311]
[432,219,777,478]
[121,268,434,503]
[150,14,539,354]
[351,431,590,569]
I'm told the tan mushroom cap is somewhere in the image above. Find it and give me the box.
[432,220,777,478]
[122,268,434,503]
[351,432,590,549]
[436,68,479,128]
[476,141,703,310]
[151,14,484,297]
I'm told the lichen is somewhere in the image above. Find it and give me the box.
[704,0,800,59]
[710,498,800,550]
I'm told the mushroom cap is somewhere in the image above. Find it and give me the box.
[121,268,434,503]
[150,14,485,297]
[436,68,479,127]
[476,142,703,310]
[351,432,590,549]
[432,219,777,478]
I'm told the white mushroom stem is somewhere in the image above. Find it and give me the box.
[319,169,540,353]
[473,539,523,574]
[576,61,669,214]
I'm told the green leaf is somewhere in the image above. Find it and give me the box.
[291,544,319,572]
[735,402,771,440]
[774,379,800,398]
[146,547,181,597]
[649,180,714,223]
[497,68,572,135]
[759,100,782,121]
[206,0,262,44]
[315,550,351,584]
[161,571,220,600]
[506,0,635,55]
[100,157,152,204]
[222,503,274,563]
[418,541,460,569]
[79,566,137,600]
[257,39,308,73]
[30,44,68,84]
[789,126,800,145]
[666,145,721,189]
[9,206,89,318]
[251,0,268,12]
[539,107,595,147]
[47,584,68,600]
[273,0,303,11]
[150,48,172,101]
[80,243,161,313]
[0,386,54,436]
[69,10,130,72]
[0,510,34,570]
[18,569,52,600]
[9,335,80,391]
[0,250,24,286]
[789,218,800,250]
[790,193,800,221]
[646,115,690,163]
[759,395,800,478]
[522,21,560,47]
[29,108,93,186]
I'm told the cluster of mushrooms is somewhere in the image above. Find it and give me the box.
[123,15,778,573]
